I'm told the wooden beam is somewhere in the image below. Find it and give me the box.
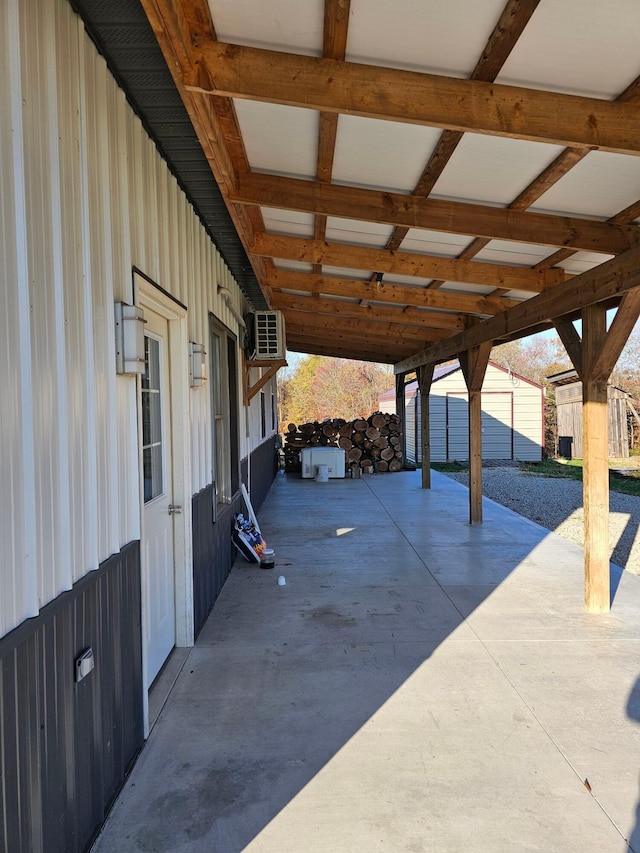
[233,174,639,255]
[270,291,466,331]
[394,245,640,373]
[251,233,562,292]
[590,290,640,382]
[284,312,446,344]
[553,318,583,380]
[286,337,406,364]
[267,268,519,315]
[417,364,435,489]
[286,324,419,348]
[193,41,640,155]
[582,304,610,613]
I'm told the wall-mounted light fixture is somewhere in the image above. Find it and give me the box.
[189,341,207,387]
[115,302,146,374]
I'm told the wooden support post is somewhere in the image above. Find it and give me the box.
[460,342,492,525]
[555,290,640,612]
[582,304,610,613]
[396,372,406,467]
[417,364,434,489]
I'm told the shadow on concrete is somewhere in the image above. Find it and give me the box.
[627,678,640,853]
[93,470,639,852]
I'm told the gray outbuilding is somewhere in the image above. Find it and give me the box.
[380,360,544,464]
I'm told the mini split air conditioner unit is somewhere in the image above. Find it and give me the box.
[254,310,286,359]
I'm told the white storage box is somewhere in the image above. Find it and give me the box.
[300,447,346,479]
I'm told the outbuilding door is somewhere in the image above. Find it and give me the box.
[446,392,514,460]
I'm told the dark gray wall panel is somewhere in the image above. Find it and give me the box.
[250,436,279,512]
[192,443,277,638]
[0,541,143,853]
[192,491,243,638]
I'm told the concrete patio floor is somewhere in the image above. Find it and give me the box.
[93,470,640,852]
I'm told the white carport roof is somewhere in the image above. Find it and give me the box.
[137,0,640,368]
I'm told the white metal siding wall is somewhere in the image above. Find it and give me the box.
[1,0,38,627]
[404,392,418,464]
[246,369,280,455]
[0,0,249,637]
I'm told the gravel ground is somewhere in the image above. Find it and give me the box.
[440,466,640,575]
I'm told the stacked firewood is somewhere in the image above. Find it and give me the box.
[283,412,403,473]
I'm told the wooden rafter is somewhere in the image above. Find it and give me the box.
[191,41,640,155]
[252,233,563,292]
[436,75,640,293]
[140,0,277,302]
[385,0,541,254]
[232,174,640,255]
[313,0,351,273]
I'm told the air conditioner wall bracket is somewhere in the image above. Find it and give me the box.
[243,355,287,404]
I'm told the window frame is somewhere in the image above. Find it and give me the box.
[209,316,240,519]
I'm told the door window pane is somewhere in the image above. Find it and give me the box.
[142,336,163,502]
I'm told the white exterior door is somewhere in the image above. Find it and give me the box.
[141,306,176,687]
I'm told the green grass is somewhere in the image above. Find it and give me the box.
[519,459,640,497]
[431,458,640,497]
[430,461,468,473]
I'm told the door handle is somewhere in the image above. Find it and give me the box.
[168,504,183,515]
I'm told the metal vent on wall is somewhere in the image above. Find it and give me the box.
[254,311,285,360]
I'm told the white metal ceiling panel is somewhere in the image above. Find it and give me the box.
[501,290,535,302]
[431,134,565,206]
[325,217,394,247]
[474,240,559,267]
[438,281,495,296]
[497,0,640,98]
[233,100,318,179]
[262,208,315,238]
[381,274,432,287]
[346,0,507,76]
[317,293,361,305]
[332,115,442,193]
[207,0,324,55]
[530,151,640,219]
[321,265,372,281]
[399,230,476,257]
[273,259,313,273]
[557,251,615,275]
